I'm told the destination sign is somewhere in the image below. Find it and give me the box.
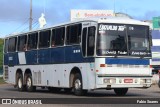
[99,24,126,31]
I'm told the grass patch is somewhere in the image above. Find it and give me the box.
[0,77,6,84]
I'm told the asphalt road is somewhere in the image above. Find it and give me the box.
[0,84,160,107]
[0,84,160,98]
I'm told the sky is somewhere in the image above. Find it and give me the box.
[0,0,160,38]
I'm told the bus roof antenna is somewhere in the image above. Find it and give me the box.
[29,0,32,31]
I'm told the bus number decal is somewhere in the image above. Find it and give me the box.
[9,57,13,61]
[73,49,81,53]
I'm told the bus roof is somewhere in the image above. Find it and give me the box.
[4,17,149,39]
[71,17,149,25]
[97,17,149,26]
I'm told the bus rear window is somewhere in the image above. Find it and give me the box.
[8,37,17,52]
[4,39,9,53]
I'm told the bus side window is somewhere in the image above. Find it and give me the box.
[39,30,51,49]
[66,24,82,45]
[28,32,38,50]
[8,37,17,52]
[54,27,65,46]
[87,26,96,56]
[17,35,27,51]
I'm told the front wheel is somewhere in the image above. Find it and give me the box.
[73,73,87,96]
[114,88,128,96]
[26,74,36,92]
[158,80,160,88]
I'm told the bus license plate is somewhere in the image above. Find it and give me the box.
[124,79,133,83]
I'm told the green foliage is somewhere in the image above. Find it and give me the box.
[0,77,5,84]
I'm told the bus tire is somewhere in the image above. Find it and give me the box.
[73,73,87,96]
[26,74,36,92]
[17,74,25,91]
[114,88,128,96]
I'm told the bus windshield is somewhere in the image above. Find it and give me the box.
[97,23,151,57]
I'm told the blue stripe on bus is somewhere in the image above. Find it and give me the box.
[151,46,160,52]
[4,54,8,65]
[64,46,94,63]
[152,59,160,61]
[25,51,38,64]
[4,53,19,66]
[105,58,149,65]
[20,46,94,65]
[152,30,160,39]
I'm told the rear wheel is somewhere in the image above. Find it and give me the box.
[73,73,87,96]
[26,74,36,92]
[114,88,128,96]
[17,74,25,91]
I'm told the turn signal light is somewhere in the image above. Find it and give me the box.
[150,65,152,68]
[100,64,106,67]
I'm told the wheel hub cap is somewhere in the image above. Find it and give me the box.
[18,78,22,88]
[27,78,31,87]
[75,79,81,89]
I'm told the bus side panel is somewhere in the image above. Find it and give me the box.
[25,51,38,64]
[25,64,68,87]
[83,63,96,90]
[65,46,85,63]
[31,63,96,89]
[38,49,51,64]
[50,48,65,63]
[7,63,96,90]
[8,67,16,84]
[8,53,19,66]
[3,53,9,65]
[42,64,64,87]
[60,63,96,89]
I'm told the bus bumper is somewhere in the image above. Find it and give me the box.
[95,77,152,89]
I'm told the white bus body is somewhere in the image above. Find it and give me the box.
[3,17,152,96]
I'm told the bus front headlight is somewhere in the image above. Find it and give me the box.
[140,79,145,84]
[135,79,138,83]
[104,79,116,84]
[146,79,151,83]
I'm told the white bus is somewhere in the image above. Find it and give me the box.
[150,30,160,87]
[3,17,152,96]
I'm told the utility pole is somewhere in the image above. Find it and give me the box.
[29,0,32,30]
[114,0,115,14]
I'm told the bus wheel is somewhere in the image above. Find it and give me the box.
[26,74,36,92]
[17,74,25,91]
[158,79,160,88]
[73,73,87,96]
[114,88,128,96]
